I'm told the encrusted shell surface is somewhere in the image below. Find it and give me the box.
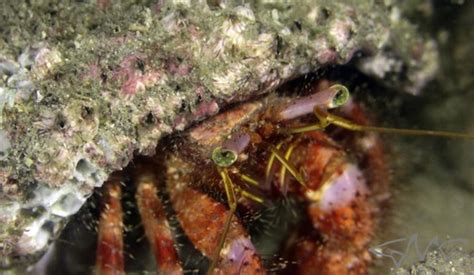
[0,0,438,268]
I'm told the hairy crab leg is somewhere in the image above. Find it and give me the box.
[166,156,264,275]
[134,165,183,274]
[96,174,125,275]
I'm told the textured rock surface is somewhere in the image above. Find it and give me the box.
[0,0,438,268]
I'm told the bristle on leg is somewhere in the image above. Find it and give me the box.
[96,175,125,275]
[135,170,183,274]
[168,183,264,274]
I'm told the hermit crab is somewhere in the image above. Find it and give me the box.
[38,79,467,275]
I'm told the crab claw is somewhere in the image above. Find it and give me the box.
[289,132,375,274]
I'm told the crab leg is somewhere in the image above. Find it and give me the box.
[134,167,183,274]
[166,158,264,274]
[171,185,264,275]
[96,174,125,275]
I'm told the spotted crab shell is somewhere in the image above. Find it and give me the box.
[0,0,437,268]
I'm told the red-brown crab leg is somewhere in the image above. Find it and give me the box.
[96,167,183,274]
[96,174,125,275]
[166,157,265,275]
[134,165,183,275]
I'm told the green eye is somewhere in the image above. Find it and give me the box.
[212,147,238,167]
[329,84,350,108]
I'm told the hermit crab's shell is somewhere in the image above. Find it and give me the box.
[0,0,437,268]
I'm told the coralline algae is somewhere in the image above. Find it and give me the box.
[0,0,438,268]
